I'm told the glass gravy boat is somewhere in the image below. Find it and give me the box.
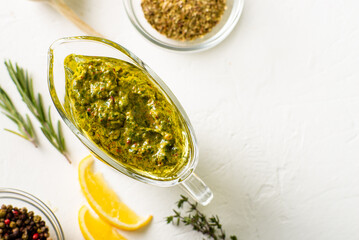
[47,36,213,205]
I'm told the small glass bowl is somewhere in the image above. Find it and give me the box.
[0,188,64,240]
[123,0,244,52]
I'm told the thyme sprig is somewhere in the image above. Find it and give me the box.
[0,87,37,147]
[166,195,238,240]
[4,60,71,163]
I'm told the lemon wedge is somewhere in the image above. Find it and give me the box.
[78,205,127,240]
[78,155,153,231]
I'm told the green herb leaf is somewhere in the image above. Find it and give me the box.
[166,196,238,240]
[166,216,173,224]
[0,86,38,147]
[4,60,71,163]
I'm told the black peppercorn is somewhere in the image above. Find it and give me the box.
[16,219,22,227]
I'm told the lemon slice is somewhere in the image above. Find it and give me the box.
[78,205,127,240]
[78,155,153,231]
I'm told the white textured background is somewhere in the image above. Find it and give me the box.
[1,0,359,239]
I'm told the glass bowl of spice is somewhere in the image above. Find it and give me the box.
[124,0,244,52]
[0,188,64,240]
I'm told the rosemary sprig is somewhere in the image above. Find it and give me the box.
[166,195,238,240]
[0,87,37,147]
[4,60,71,163]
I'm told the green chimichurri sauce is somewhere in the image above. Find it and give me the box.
[64,54,189,178]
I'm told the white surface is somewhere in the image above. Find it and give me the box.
[1,0,359,239]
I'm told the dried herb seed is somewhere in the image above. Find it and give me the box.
[141,0,226,41]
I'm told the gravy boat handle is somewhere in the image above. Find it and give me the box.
[180,173,213,206]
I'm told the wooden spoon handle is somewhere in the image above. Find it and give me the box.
[49,0,103,37]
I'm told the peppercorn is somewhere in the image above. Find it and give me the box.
[0,210,6,218]
[12,227,19,235]
[0,205,50,239]
[16,219,22,227]
[9,221,15,228]
[32,233,39,239]
[22,233,28,239]
[33,216,41,223]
